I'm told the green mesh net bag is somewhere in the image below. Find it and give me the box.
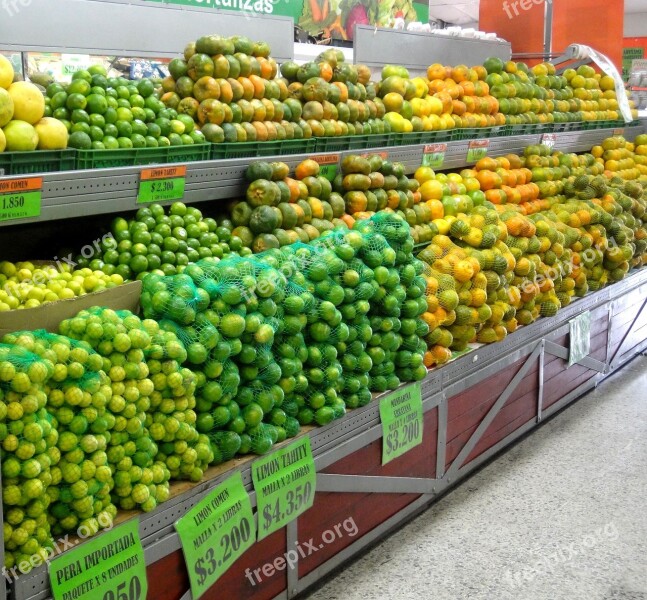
[140,273,207,325]
[0,343,58,572]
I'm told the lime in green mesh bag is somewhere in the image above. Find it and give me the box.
[0,343,57,572]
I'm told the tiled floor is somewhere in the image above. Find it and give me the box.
[303,356,647,600]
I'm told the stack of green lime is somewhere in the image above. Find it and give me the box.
[45,66,204,150]
[79,201,248,282]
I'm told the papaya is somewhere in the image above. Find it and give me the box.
[246,179,280,208]
[232,201,253,227]
[328,192,346,218]
[231,226,254,248]
[249,205,282,234]
[343,174,371,192]
[269,161,289,181]
[245,161,273,182]
[252,233,280,253]
[341,155,371,175]
[277,203,298,229]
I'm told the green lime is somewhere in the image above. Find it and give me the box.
[137,79,155,98]
[131,119,148,136]
[116,86,131,100]
[131,106,146,121]
[102,136,119,149]
[47,83,66,98]
[66,93,87,110]
[104,107,118,124]
[50,91,68,109]
[89,125,104,142]
[53,107,69,120]
[71,109,90,124]
[176,113,195,133]
[145,136,159,147]
[68,131,92,149]
[116,107,134,122]
[129,94,145,109]
[86,93,107,114]
[72,69,92,83]
[67,79,91,96]
[158,136,170,147]
[89,113,106,129]
[115,120,132,137]
[130,133,146,148]
[168,133,183,146]
[118,137,134,148]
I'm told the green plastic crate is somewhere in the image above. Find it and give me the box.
[280,139,317,155]
[347,135,372,150]
[419,131,451,144]
[0,149,76,176]
[390,132,424,146]
[76,144,210,169]
[314,137,350,153]
[362,133,393,149]
[457,127,491,141]
[489,125,508,138]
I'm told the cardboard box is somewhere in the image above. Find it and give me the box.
[0,281,142,338]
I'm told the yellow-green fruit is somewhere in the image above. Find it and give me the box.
[34,117,68,150]
[0,128,5,153]
[8,81,45,124]
[0,88,13,127]
[0,55,13,90]
[2,120,38,151]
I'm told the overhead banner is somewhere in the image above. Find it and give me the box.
[298,0,430,40]
[143,0,429,40]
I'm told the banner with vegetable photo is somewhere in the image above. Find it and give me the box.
[298,0,430,40]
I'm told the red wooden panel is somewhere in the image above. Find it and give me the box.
[146,549,189,600]
[447,356,528,424]
[145,529,287,600]
[464,389,538,464]
[447,370,538,444]
[543,369,596,409]
[445,356,539,468]
[298,491,420,579]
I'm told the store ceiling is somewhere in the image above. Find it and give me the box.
[428,0,647,26]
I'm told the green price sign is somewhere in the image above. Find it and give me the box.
[0,177,42,222]
[49,519,147,600]
[137,165,186,204]
[379,382,423,465]
[175,472,255,600]
[466,140,489,164]
[422,143,447,169]
[252,437,316,541]
[569,310,591,366]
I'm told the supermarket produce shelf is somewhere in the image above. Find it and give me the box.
[13,266,647,600]
[0,124,644,229]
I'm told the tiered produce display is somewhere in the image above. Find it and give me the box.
[0,40,640,161]
[1,29,646,593]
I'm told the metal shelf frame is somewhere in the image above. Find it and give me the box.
[12,265,647,600]
[0,125,644,228]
